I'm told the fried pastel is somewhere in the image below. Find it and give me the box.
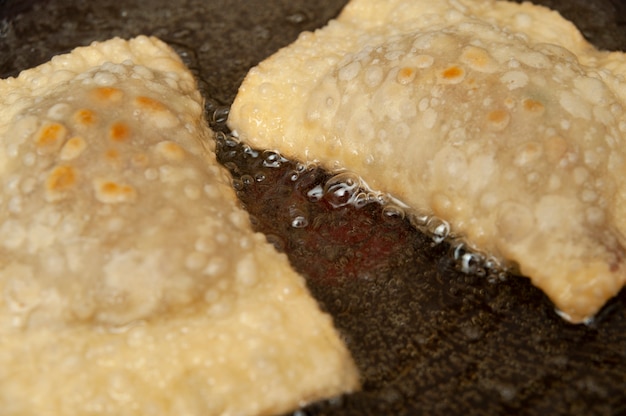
[0,36,358,415]
[228,0,626,323]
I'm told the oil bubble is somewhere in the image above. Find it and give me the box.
[211,106,230,125]
[450,240,509,279]
[240,174,254,187]
[254,172,266,182]
[409,212,429,228]
[426,217,450,244]
[323,172,362,208]
[232,178,244,191]
[353,192,372,209]
[469,260,487,277]
[487,270,508,284]
[382,204,406,220]
[262,150,287,168]
[204,98,220,119]
[483,256,502,271]
[214,130,227,142]
[216,131,238,148]
[452,242,484,274]
[241,144,259,158]
[291,216,309,228]
[171,42,198,69]
[288,162,309,181]
[374,193,391,205]
[289,207,309,228]
[286,11,310,25]
[222,161,239,175]
[307,185,324,202]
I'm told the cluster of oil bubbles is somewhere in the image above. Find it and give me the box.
[211,106,509,283]
[449,239,509,282]
[305,171,381,209]
[409,212,509,281]
[312,172,509,282]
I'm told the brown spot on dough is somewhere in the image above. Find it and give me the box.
[73,109,96,126]
[133,96,179,128]
[109,122,130,142]
[92,87,123,102]
[438,65,466,84]
[134,96,167,111]
[487,109,510,131]
[460,46,498,73]
[396,67,416,85]
[523,99,545,115]
[443,66,463,79]
[46,165,77,194]
[60,136,87,160]
[35,122,67,149]
[94,179,137,204]
[155,141,186,161]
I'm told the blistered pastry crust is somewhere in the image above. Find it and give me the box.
[228,0,626,323]
[0,36,358,415]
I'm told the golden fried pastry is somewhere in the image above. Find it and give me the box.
[0,36,358,415]
[228,0,626,323]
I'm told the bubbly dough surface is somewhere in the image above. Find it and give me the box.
[0,36,358,415]
[228,0,626,323]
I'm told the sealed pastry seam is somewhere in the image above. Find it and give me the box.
[228,0,626,323]
[0,36,359,415]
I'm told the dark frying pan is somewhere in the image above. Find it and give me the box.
[2,1,626,415]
